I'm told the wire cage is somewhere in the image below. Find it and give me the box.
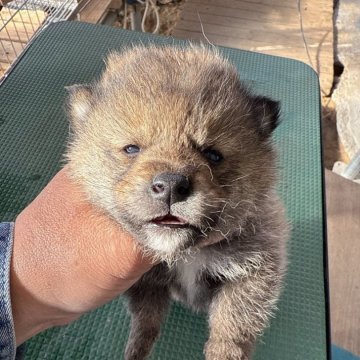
[0,0,77,82]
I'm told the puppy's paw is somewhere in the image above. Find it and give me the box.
[125,343,152,360]
[204,340,249,360]
[124,348,147,360]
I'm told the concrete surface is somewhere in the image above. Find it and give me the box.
[333,0,360,160]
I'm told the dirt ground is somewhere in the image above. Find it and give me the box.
[322,100,349,169]
[114,0,186,35]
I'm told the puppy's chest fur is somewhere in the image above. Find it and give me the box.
[171,251,221,311]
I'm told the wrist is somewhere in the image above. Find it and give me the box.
[11,211,79,346]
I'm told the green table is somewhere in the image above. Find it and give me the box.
[0,22,330,359]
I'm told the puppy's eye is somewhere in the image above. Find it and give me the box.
[123,144,140,155]
[202,148,223,164]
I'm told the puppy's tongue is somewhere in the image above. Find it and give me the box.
[152,214,188,225]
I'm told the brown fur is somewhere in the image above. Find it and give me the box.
[65,45,289,360]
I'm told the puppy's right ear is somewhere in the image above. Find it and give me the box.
[65,84,93,132]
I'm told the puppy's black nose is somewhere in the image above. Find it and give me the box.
[151,173,191,205]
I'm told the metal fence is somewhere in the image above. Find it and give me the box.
[0,0,77,81]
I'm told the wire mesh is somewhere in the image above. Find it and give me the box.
[0,0,77,81]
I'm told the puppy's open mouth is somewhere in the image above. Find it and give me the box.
[151,214,189,228]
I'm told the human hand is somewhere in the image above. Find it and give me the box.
[11,167,154,345]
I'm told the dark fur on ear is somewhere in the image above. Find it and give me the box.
[65,84,93,132]
[252,96,281,139]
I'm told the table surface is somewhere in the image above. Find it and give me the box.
[0,22,329,359]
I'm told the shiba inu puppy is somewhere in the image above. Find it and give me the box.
[66,45,289,360]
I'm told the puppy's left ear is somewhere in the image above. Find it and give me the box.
[252,96,280,139]
[65,84,93,132]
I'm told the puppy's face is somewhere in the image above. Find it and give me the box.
[66,46,279,262]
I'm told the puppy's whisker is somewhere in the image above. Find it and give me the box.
[203,214,213,222]
[202,202,219,208]
[219,184,233,188]
[197,162,214,181]
[231,174,252,182]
